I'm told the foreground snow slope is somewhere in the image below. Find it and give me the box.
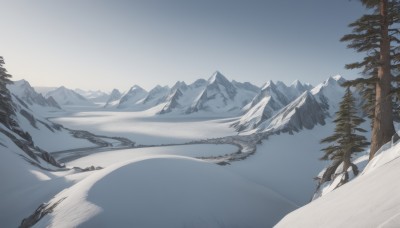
[36,156,296,228]
[276,138,400,228]
[0,129,91,228]
[229,124,331,206]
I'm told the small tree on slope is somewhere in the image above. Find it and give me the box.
[0,56,15,128]
[320,87,370,187]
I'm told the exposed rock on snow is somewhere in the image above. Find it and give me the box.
[142,85,169,106]
[235,76,346,134]
[186,71,258,114]
[104,89,122,108]
[8,80,61,110]
[117,85,148,109]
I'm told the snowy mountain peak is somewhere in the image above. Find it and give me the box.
[290,79,305,89]
[208,71,230,85]
[142,85,169,105]
[311,76,345,95]
[171,81,188,91]
[128,85,146,93]
[332,75,346,84]
[261,80,276,90]
[191,79,207,88]
[110,88,121,95]
[104,89,122,108]
[46,86,94,106]
[117,85,148,109]
[13,79,30,88]
[252,90,326,134]
[159,89,184,114]
[7,80,62,110]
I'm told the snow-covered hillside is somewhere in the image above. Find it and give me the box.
[276,136,400,228]
[235,75,346,134]
[46,86,95,107]
[35,156,296,228]
[104,88,122,108]
[0,128,70,228]
[8,80,61,111]
[9,93,97,151]
[187,71,258,114]
[117,85,148,109]
[2,75,361,228]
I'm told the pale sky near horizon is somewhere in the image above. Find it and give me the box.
[0,0,366,92]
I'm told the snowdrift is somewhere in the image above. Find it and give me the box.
[36,156,296,227]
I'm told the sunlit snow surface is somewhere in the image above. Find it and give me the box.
[276,134,400,228]
[51,109,237,145]
[35,156,296,228]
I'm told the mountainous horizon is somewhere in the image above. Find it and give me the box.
[3,67,400,227]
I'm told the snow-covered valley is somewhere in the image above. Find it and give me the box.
[2,73,400,228]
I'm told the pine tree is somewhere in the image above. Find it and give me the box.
[320,88,370,186]
[0,56,15,128]
[340,0,400,159]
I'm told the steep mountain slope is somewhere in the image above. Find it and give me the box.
[10,94,96,151]
[141,85,170,107]
[234,80,295,131]
[254,91,326,134]
[45,86,95,107]
[158,81,206,114]
[186,71,258,114]
[104,89,122,108]
[8,80,61,110]
[0,128,67,228]
[158,87,185,114]
[235,76,346,134]
[276,139,400,228]
[310,75,346,115]
[117,85,148,109]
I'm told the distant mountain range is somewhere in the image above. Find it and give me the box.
[25,71,350,135]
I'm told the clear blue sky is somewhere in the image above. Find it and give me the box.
[0,0,366,92]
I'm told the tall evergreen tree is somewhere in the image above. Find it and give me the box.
[0,56,15,128]
[320,88,370,185]
[341,0,400,159]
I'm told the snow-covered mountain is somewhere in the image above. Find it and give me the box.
[158,81,205,114]
[254,91,326,134]
[74,89,110,103]
[310,75,346,115]
[33,86,58,95]
[45,86,95,106]
[234,76,346,134]
[7,80,61,110]
[104,89,122,108]
[186,71,258,114]
[117,85,148,109]
[141,85,170,107]
[234,80,295,131]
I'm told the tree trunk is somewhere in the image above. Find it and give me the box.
[370,0,395,160]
